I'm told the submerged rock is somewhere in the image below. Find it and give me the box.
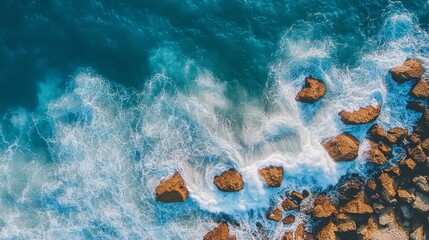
[155,172,188,203]
[295,76,326,103]
[322,133,360,162]
[258,166,283,187]
[410,77,429,99]
[389,59,424,83]
[204,223,230,240]
[214,169,244,192]
[406,101,426,112]
[339,104,381,125]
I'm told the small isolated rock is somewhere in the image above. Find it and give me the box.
[282,197,299,211]
[155,172,188,203]
[397,189,415,203]
[413,176,429,193]
[378,172,397,203]
[409,145,427,163]
[365,140,388,165]
[389,58,424,83]
[413,191,429,212]
[410,77,429,99]
[410,225,426,240]
[322,133,360,162]
[315,221,337,240]
[407,101,426,112]
[339,104,381,125]
[266,208,282,222]
[204,223,229,240]
[282,215,295,224]
[214,169,244,192]
[295,76,326,103]
[313,195,336,218]
[340,192,373,214]
[290,191,305,203]
[258,166,283,187]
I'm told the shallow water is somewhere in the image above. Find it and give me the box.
[0,0,428,239]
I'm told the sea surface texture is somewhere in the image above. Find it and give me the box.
[0,1,428,239]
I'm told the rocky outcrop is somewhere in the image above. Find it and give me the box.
[339,104,381,125]
[258,166,283,187]
[295,76,326,103]
[410,77,429,99]
[214,169,244,192]
[204,223,230,240]
[266,208,282,222]
[155,172,188,203]
[378,172,397,203]
[365,139,388,165]
[339,192,373,214]
[322,133,360,162]
[315,221,337,240]
[312,195,337,218]
[389,59,424,83]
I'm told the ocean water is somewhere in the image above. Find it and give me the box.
[0,0,428,239]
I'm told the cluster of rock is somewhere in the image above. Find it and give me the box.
[154,59,428,239]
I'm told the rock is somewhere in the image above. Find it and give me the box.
[339,179,362,200]
[290,191,305,203]
[385,127,408,144]
[366,180,377,192]
[315,221,337,240]
[282,197,299,211]
[282,223,305,240]
[397,189,415,203]
[389,58,424,83]
[399,158,417,171]
[378,207,394,226]
[407,101,426,112]
[204,223,229,240]
[415,110,429,138]
[322,133,360,162]
[358,215,408,240]
[409,145,427,163]
[409,133,423,145]
[410,225,426,240]
[410,77,429,99]
[413,191,429,212]
[266,208,283,222]
[400,205,414,220]
[421,138,429,153]
[295,76,326,103]
[379,142,393,157]
[334,213,356,232]
[312,195,336,218]
[258,166,283,187]
[282,215,295,224]
[365,140,388,165]
[384,165,401,177]
[378,172,397,203]
[368,124,387,140]
[413,176,429,193]
[340,192,373,214]
[155,172,188,203]
[214,169,244,192]
[339,104,381,125]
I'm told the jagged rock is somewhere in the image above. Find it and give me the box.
[400,205,414,220]
[266,208,282,222]
[358,215,408,240]
[413,176,429,193]
[399,158,417,171]
[407,101,426,112]
[378,207,395,226]
[315,221,337,240]
[384,165,401,177]
[155,172,188,203]
[379,142,393,157]
[410,77,429,99]
[378,173,397,203]
[385,127,408,144]
[290,191,305,203]
[397,189,415,203]
[282,223,305,240]
[322,133,360,162]
[340,192,373,214]
[365,140,388,165]
[282,215,295,224]
[389,58,424,83]
[258,166,283,187]
[409,145,427,163]
[409,133,423,145]
[421,138,429,152]
[312,195,336,218]
[339,179,362,200]
[334,213,356,232]
[339,104,381,125]
[282,197,299,211]
[410,225,426,240]
[368,124,387,140]
[366,180,377,192]
[204,223,230,240]
[295,76,326,103]
[214,169,244,192]
[413,191,429,212]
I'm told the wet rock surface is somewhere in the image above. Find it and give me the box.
[322,133,360,162]
[295,76,326,103]
[155,172,188,203]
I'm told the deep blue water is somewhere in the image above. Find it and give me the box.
[0,1,428,239]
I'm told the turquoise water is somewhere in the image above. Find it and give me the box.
[0,1,428,239]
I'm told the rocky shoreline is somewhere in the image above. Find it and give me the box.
[156,59,428,240]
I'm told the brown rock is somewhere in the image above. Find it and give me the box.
[409,145,427,163]
[410,77,429,99]
[282,223,305,240]
[385,127,408,144]
[266,208,282,222]
[204,223,229,240]
[315,221,337,240]
[282,197,299,211]
[413,191,429,212]
[340,192,373,214]
[413,176,429,193]
[397,189,415,203]
[365,140,387,165]
[339,104,381,125]
[258,166,283,187]
[322,133,360,162]
[358,215,408,240]
[409,133,422,145]
[378,172,397,203]
[384,165,401,177]
[379,142,392,156]
[214,169,244,192]
[399,158,417,171]
[410,225,426,240]
[313,195,336,218]
[407,101,426,112]
[334,213,356,232]
[339,179,362,200]
[155,172,188,203]
[368,124,387,140]
[290,191,305,203]
[282,215,295,224]
[378,207,395,226]
[389,58,424,83]
[295,76,326,103]
[366,180,377,191]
